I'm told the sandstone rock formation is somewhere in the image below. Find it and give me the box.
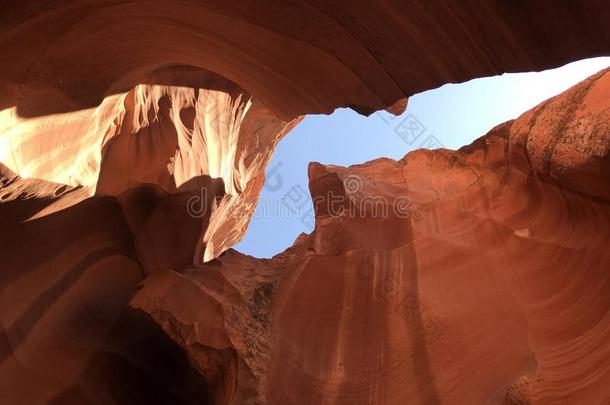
[1,1,610,404]
[130,69,610,404]
[2,1,610,120]
[0,66,300,263]
[2,1,609,262]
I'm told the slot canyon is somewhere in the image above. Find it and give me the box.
[1,1,610,404]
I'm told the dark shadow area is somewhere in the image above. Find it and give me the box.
[48,308,212,405]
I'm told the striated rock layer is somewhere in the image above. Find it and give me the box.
[1,1,610,404]
[130,70,610,404]
[0,66,300,263]
[1,1,610,120]
[1,0,609,263]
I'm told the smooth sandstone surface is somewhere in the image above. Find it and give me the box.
[1,1,610,404]
[132,70,610,404]
[1,1,609,120]
[0,66,300,263]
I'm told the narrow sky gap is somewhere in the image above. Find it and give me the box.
[235,57,610,258]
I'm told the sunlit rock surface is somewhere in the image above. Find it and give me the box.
[131,70,610,404]
[1,0,609,263]
[0,66,299,263]
[1,1,610,404]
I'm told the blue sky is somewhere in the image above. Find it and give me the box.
[235,57,610,258]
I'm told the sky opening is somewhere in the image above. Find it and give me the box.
[235,57,610,258]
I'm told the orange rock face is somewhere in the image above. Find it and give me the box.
[2,1,610,119]
[129,70,610,404]
[1,1,610,404]
[0,66,299,263]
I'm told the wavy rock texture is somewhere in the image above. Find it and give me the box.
[131,70,610,404]
[1,0,609,263]
[1,1,610,404]
[0,66,299,263]
[1,1,610,120]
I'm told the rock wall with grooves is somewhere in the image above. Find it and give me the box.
[1,1,610,120]
[131,70,610,404]
[1,1,610,404]
[0,66,300,263]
